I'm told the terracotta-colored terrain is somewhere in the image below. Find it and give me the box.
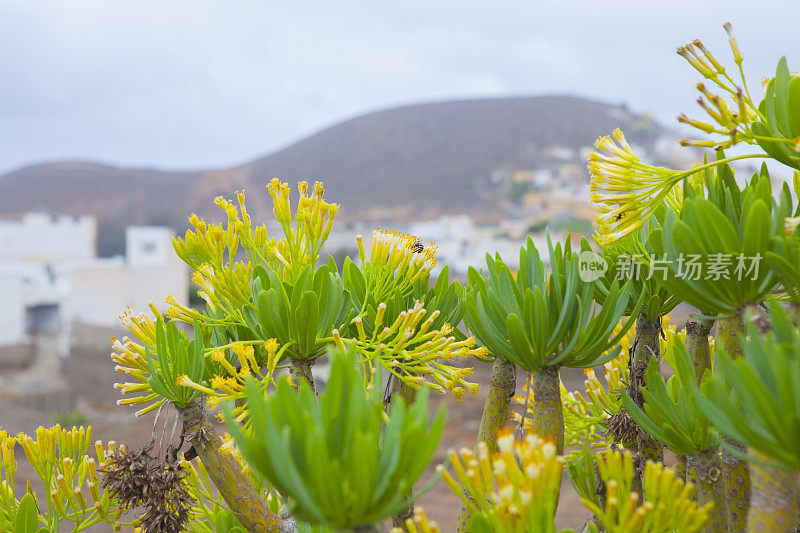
[1,345,595,532]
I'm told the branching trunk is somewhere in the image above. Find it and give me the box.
[474,357,517,454]
[457,357,516,532]
[695,446,727,533]
[687,455,697,499]
[746,451,799,532]
[715,315,744,360]
[531,364,564,454]
[721,438,750,532]
[685,317,713,507]
[177,401,283,533]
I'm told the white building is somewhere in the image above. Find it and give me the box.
[0,275,26,345]
[406,216,556,274]
[0,212,96,262]
[63,227,188,327]
[0,214,188,355]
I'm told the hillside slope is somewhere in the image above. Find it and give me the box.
[0,95,667,254]
[245,95,661,217]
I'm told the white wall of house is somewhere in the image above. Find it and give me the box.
[64,227,187,326]
[64,227,189,326]
[0,213,96,261]
[65,258,187,326]
[0,214,189,347]
[0,275,27,345]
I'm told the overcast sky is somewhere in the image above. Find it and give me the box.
[0,0,797,175]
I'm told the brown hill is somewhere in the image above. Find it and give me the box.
[0,95,668,255]
[244,96,663,217]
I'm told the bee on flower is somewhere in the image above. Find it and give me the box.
[589,129,686,246]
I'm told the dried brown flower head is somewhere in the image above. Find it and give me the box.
[604,411,647,445]
[101,442,193,533]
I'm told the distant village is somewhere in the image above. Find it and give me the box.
[0,128,713,430]
[0,130,700,363]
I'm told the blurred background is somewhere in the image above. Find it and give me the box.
[0,1,797,529]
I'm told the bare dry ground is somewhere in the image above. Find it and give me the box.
[3,359,594,532]
[5,304,696,532]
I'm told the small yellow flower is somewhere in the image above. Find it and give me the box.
[589,129,686,246]
[440,428,564,530]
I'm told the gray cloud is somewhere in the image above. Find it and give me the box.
[0,0,797,174]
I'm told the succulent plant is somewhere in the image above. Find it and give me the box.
[226,348,445,531]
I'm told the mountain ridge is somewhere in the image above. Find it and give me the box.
[0,95,672,255]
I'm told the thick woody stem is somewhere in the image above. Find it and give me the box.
[746,451,799,533]
[695,447,727,533]
[457,357,516,532]
[630,313,663,464]
[688,455,697,495]
[474,357,517,454]
[684,317,713,504]
[721,438,751,532]
[289,357,316,394]
[716,315,744,361]
[716,314,750,532]
[531,365,564,455]
[177,401,282,533]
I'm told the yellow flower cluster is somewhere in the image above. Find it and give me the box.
[1,426,132,530]
[172,191,281,322]
[359,227,438,303]
[171,181,341,329]
[173,191,273,272]
[111,308,165,417]
[583,449,711,533]
[589,129,687,246]
[267,178,340,278]
[0,429,19,521]
[440,429,563,532]
[369,227,437,274]
[177,339,283,427]
[333,300,481,399]
[675,24,763,150]
[172,262,253,322]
